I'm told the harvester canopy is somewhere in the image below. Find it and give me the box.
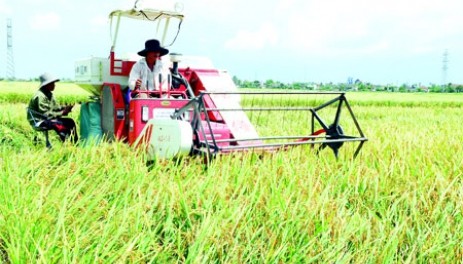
[109,8,184,49]
[109,9,184,21]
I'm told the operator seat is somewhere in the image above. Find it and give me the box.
[26,107,64,148]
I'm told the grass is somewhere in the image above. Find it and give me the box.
[0,82,462,262]
[0,81,92,104]
[0,81,91,96]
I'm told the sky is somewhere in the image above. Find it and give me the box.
[1,0,462,85]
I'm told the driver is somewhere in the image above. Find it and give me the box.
[128,39,171,98]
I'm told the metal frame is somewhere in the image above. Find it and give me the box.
[172,91,368,161]
[26,107,54,148]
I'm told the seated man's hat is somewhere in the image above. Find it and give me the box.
[39,72,60,88]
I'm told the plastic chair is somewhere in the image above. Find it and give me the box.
[26,107,53,148]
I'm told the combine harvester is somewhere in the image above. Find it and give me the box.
[75,2,367,163]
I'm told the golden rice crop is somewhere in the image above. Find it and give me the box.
[0,83,462,263]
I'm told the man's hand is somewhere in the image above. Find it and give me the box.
[63,105,74,115]
[135,79,142,90]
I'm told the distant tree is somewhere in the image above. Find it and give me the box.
[292,82,305,90]
[241,80,252,88]
[357,83,368,91]
[232,76,242,87]
[283,82,291,89]
[416,86,428,93]
[383,85,393,92]
[264,79,275,88]
[445,83,453,93]
[239,79,262,88]
[398,84,407,92]
[338,83,349,91]
[320,84,334,91]
[429,84,441,93]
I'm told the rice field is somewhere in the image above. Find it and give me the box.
[0,81,462,263]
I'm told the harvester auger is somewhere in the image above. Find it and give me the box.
[74,3,367,164]
[170,91,367,162]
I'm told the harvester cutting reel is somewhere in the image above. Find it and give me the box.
[144,91,368,162]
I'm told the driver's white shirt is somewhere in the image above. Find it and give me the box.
[128,58,170,91]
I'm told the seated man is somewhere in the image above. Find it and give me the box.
[27,72,78,143]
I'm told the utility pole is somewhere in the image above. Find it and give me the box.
[6,18,15,80]
[441,49,448,87]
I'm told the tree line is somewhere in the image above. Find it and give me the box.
[232,76,463,93]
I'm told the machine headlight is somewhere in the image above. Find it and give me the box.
[142,106,149,122]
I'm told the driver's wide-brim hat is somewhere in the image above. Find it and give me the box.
[39,72,60,88]
[137,39,169,57]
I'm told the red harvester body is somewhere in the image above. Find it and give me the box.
[75,5,367,162]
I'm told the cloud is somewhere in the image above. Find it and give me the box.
[224,22,279,51]
[29,12,61,31]
[184,0,236,23]
[278,0,463,57]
